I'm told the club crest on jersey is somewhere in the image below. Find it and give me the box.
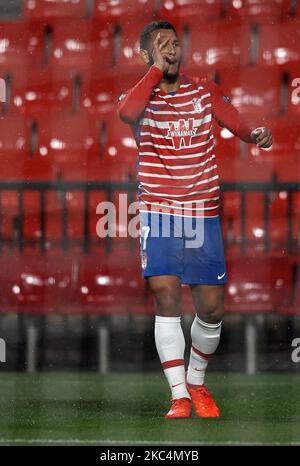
[192,98,202,113]
[166,118,197,150]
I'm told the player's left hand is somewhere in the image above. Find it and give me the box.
[251,127,273,148]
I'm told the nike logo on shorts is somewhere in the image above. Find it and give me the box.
[217,272,226,280]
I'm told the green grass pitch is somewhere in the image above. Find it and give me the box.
[0,372,299,445]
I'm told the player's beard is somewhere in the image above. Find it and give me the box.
[148,56,181,83]
[162,69,179,83]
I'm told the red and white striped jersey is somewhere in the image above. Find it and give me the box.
[117,65,256,218]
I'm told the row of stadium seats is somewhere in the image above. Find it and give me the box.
[20,0,300,23]
[220,193,300,255]
[0,250,298,315]
[1,65,299,117]
[0,113,299,181]
[0,18,300,70]
[0,112,136,181]
[0,183,299,255]
[0,248,144,314]
[0,188,133,245]
[0,61,294,113]
[0,209,298,256]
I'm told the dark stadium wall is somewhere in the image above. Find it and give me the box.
[0,0,22,19]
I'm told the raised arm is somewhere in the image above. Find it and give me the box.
[116,65,163,124]
[117,32,173,124]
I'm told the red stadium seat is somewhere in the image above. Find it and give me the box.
[49,19,114,72]
[23,0,88,19]
[0,248,149,315]
[0,190,21,245]
[115,23,161,73]
[0,21,44,67]
[286,64,300,115]
[225,0,292,23]
[0,251,81,314]
[185,20,251,70]
[0,187,111,248]
[258,20,300,67]
[219,66,283,117]
[78,249,145,314]
[34,110,137,182]
[80,71,140,115]
[222,190,296,255]
[25,191,60,244]
[0,67,74,116]
[94,111,138,181]
[159,0,224,23]
[27,189,107,247]
[0,182,139,250]
[39,187,139,246]
[253,191,291,252]
[39,192,81,245]
[221,192,252,253]
[0,114,31,161]
[268,191,300,251]
[35,112,100,179]
[243,116,300,180]
[0,177,66,248]
[225,256,292,313]
[213,121,241,158]
[213,123,273,182]
[93,0,157,20]
[272,156,300,186]
[43,190,109,245]
[24,157,60,181]
[278,263,300,315]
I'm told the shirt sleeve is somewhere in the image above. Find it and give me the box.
[205,79,258,143]
[116,65,163,124]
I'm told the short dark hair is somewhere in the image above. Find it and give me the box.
[140,21,177,51]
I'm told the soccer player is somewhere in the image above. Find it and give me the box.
[117,21,273,419]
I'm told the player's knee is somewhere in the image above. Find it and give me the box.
[151,284,182,316]
[197,300,224,324]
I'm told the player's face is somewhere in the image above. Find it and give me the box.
[149,29,182,78]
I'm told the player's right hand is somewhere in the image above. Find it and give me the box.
[151,33,170,74]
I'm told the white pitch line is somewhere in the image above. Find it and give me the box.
[0,439,299,446]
